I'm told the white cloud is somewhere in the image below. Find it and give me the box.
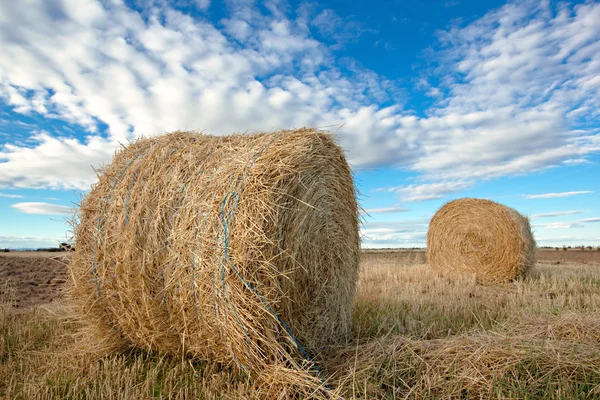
[309,8,376,49]
[0,0,598,192]
[194,0,210,11]
[11,202,73,215]
[0,0,410,189]
[525,191,593,199]
[384,180,473,202]
[0,132,115,190]
[563,158,592,165]
[532,210,584,219]
[407,0,600,181]
[0,192,23,198]
[534,218,600,229]
[535,236,600,245]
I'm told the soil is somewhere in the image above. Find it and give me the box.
[536,249,600,265]
[0,253,69,308]
[361,250,427,265]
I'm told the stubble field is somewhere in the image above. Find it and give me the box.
[2,249,600,399]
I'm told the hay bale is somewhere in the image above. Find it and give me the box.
[427,198,535,284]
[69,128,359,372]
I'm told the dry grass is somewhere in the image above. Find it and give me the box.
[328,256,600,398]
[351,258,600,340]
[3,254,600,398]
[427,198,536,284]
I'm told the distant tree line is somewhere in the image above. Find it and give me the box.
[36,243,75,252]
[549,245,600,251]
[0,243,75,253]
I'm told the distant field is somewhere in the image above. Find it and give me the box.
[0,254,67,307]
[362,248,600,266]
[2,249,600,398]
[0,251,72,258]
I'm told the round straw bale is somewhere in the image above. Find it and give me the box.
[69,128,359,370]
[427,198,535,284]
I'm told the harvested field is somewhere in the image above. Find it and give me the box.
[0,251,71,258]
[536,248,600,265]
[1,248,599,309]
[2,249,600,398]
[361,249,427,266]
[0,253,68,308]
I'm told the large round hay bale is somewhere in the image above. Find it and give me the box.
[69,128,359,371]
[427,198,535,284]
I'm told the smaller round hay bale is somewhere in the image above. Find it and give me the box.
[427,198,536,283]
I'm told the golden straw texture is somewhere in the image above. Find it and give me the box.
[68,129,359,380]
[427,198,535,284]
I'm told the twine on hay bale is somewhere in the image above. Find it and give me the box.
[427,198,536,284]
[68,128,359,383]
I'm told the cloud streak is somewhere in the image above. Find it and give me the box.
[525,191,593,199]
[383,180,473,202]
[532,210,584,219]
[364,205,409,214]
[534,218,600,229]
[0,192,23,198]
[536,236,600,244]
[11,202,73,215]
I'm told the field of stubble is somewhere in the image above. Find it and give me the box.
[2,249,600,399]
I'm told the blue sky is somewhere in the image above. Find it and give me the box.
[0,0,599,248]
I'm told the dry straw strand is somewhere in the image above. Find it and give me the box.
[68,128,360,395]
[427,198,536,284]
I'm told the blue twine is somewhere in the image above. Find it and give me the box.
[124,170,138,226]
[162,184,188,304]
[161,271,167,305]
[214,169,251,369]
[193,166,223,334]
[199,136,282,342]
[92,217,103,300]
[91,143,157,334]
[221,218,325,378]
[170,153,218,253]
[96,134,330,388]
[93,151,148,300]
[212,133,330,388]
